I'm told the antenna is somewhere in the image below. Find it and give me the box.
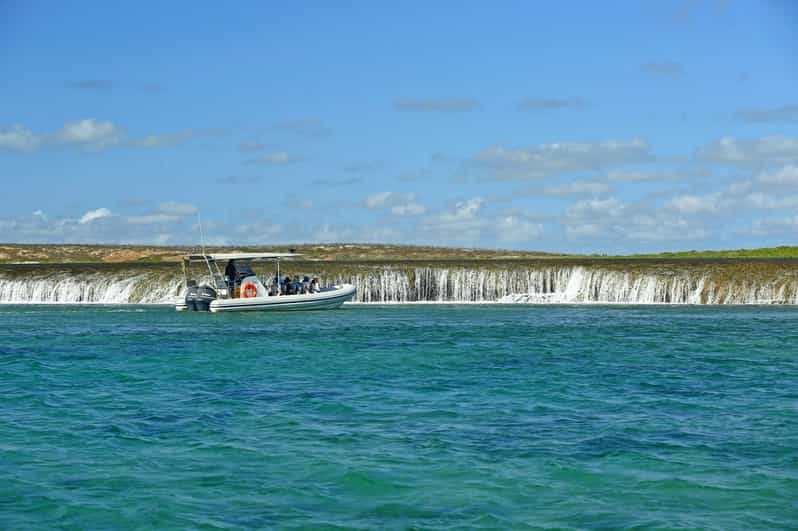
[197,212,214,281]
[198,212,207,255]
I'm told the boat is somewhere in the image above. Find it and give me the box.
[175,252,356,312]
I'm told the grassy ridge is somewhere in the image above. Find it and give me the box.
[1,243,797,264]
[0,243,563,264]
[619,246,798,259]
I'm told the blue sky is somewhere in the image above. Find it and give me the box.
[1,0,797,253]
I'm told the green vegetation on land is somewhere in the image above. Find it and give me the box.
[618,246,798,259]
[0,243,797,265]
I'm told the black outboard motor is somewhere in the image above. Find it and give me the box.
[184,283,217,312]
[185,280,198,311]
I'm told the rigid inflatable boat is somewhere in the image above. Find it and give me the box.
[175,252,356,313]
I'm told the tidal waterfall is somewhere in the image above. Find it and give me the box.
[1,262,797,304]
[0,270,185,304]
[336,265,798,304]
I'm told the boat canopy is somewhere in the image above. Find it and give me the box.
[183,252,303,263]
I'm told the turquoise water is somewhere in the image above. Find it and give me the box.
[1,305,797,529]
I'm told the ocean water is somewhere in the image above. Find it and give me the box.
[1,304,797,529]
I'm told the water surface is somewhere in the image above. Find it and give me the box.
[1,305,797,529]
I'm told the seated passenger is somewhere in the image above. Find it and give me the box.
[270,278,279,296]
[302,276,310,293]
[310,277,320,293]
[293,277,302,294]
[284,276,294,295]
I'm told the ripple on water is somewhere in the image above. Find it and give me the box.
[0,304,797,529]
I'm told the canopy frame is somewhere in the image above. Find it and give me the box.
[182,252,303,263]
[180,252,303,296]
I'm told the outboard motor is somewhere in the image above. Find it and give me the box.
[184,283,217,311]
[184,280,198,311]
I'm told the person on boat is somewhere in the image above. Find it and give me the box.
[310,277,320,293]
[284,275,294,295]
[302,276,310,294]
[225,260,237,297]
[293,276,302,294]
[270,275,280,296]
[271,274,281,296]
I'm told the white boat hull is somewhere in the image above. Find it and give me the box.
[176,284,356,313]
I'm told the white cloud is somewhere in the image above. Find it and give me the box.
[564,197,709,241]
[624,216,709,242]
[696,136,798,167]
[564,198,626,238]
[544,180,611,196]
[726,180,753,195]
[394,98,480,113]
[158,201,197,216]
[417,201,543,245]
[364,191,397,209]
[72,80,113,92]
[470,139,652,180]
[567,197,624,219]
[364,192,426,216]
[751,215,798,235]
[517,97,588,111]
[233,221,284,239]
[746,192,798,210]
[641,61,684,78]
[239,140,270,153]
[54,119,124,150]
[667,194,719,214]
[273,118,332,138]
[126,214,180,225]
[126,201,197,224]
[133,135,169,149]
[0,210,232,245]
[736,104,798,124]
[312,223,355,243]
[607,170,683,182]
[420,197,486,241]
[343,160,384,173]
[756,165,798,187]
[284,196,314,210]
[131,129,219,148]
[441,197,483,222]
[663,175,798,217]
[1,120,224,153]
[245,151,301,165]
[0,125,41,152]
[79,207,112,224]
[313,176,362,187]
[152,233,173,245]
[496,215,543,242]
[391,203,426,216]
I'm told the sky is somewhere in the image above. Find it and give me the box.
[1,0,797,253]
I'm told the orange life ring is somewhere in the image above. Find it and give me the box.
[242,283,257,298]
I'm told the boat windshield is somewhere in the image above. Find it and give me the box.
[226,260,255,279]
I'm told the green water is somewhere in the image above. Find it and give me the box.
[1,304,797,529]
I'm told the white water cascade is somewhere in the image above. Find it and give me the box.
[337,265,798,304]
[1,264,797,304]
[0,270,184,304]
